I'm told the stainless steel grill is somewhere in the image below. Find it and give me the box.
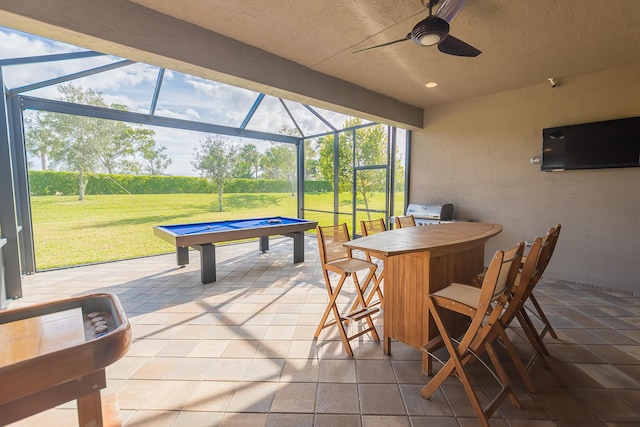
[405,203,456,225]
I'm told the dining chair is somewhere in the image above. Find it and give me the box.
[359,218,386,307]
[478,225,562,395]
[472,224,562,349]
[446,226,561,396]
[314,223,380,357]
[394,215,416,228]
[420,242,525,427]
[487,235,548,394]
[514,224,562,359]
[524,224,562,343]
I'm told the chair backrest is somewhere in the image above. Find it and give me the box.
[361,218,386,236]
[487,242,525,301]
[533,224,561,282]
[395,215,416,228]
[316,223,352,264]
[524,224,561,287]
[460,242,524,348]
[500,224,561,326]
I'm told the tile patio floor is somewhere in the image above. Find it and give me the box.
[5,236,640,427]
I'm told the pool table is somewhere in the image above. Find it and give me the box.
[153,216,317,284]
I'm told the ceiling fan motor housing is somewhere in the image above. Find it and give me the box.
[412,16,450,46]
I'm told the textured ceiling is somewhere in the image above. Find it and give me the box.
[126,0,640,110]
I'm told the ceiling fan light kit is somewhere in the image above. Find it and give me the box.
[412,16,450,46]
[353,0,480,57]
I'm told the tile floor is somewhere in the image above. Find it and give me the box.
[5,236,640,427]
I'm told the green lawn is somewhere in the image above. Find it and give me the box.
[31,192,405,269]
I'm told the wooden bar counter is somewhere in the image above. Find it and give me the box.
[344,222,502,373]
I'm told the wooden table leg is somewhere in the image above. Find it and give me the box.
[384,335,391,354]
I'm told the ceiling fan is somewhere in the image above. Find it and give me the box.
[353,0,481,57]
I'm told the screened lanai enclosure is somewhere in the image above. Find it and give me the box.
[0,28,410,303]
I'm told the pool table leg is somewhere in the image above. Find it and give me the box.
[260,236,269,252]
[292,232,304,263]
[194,244,216,284]
[176,246,189,266]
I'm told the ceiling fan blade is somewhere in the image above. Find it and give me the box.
[437,34,481,57]
[353,34,411,53]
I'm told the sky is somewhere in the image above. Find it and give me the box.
[0,26,382,177]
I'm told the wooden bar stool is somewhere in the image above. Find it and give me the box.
[524,224,562,344]
[314,223,380,357]
[394,215,416,228]
[359,218,386,307]
[421,242,524,427]
[473,224,562,357]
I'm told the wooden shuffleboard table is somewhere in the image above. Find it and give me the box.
[0,293,131,427]
[153,216,317,284]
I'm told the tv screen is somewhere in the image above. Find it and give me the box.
[541,116,640,171]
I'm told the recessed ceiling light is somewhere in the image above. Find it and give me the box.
[425,82,438,88]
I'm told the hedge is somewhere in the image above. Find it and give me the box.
[28,170,332,195]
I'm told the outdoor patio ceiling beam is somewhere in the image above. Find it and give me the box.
[240,93,264,130]
[303,104,336,132]
[305,122,375,140]
[149,67,165,117]
[8,59,135,96]
[0,50,104,67]
[20,96,301,145]
[279,99,304,138]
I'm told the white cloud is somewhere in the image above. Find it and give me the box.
[4,26,393,178]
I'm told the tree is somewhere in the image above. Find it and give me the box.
[133,129,172,175]
[25,83,170,199]
[263,125,300,195]
[94,111,136,174]
[26,84,111,200]
[353,123,388,218]
[192,135,237,212]
[304,139,320,179]
[261,144,296,195]
[25,113,56,171]
[234,143,261,179]
[317,129,353,192]
[317,118,388,219]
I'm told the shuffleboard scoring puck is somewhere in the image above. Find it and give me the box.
[91,316,104,324]
[88,312,100,318]
[94,325,108,333]
[268,219,282,224]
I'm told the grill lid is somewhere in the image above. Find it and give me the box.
[406,203,454,220]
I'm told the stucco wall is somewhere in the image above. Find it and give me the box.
[410,64,640,293]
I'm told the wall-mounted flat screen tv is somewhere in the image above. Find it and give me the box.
[541,116,640,171]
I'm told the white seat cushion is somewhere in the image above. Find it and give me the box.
[329,257,376,273]
[432,283,481,309]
